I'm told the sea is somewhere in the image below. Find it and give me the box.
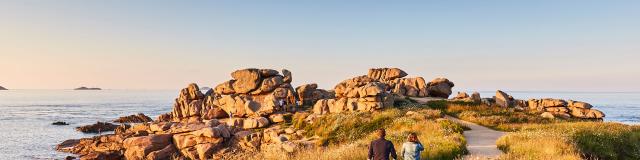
[0,90,638,159]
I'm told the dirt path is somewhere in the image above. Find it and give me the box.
[410,97,505,159]
[445,116,505,159]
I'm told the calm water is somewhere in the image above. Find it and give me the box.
[0,90,638,159]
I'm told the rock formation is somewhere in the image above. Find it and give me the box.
[451,91,482,103]
[76,122,120,133]
[452,92,469,100]
[312,68,457,114]
[58,119,236,160]
[367,68,429,97]
[314,75,394,114]
[426,78,455,98]
[296,83,334,106]
[168,68,298,128]
[528,98,605,119]
[113,113,153,123]
[495,90,515,108]
[60,104,312,160]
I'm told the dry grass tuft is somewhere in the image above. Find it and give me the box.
[497,122,640,160]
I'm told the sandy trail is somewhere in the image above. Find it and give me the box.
[410,97,505,159]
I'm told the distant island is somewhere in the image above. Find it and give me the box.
[74,87,101,90]
[0,86,7,90]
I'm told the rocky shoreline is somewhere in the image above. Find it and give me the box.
[55,68,605,160]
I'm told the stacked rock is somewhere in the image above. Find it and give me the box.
[58,119,235,160]
[451,91,482,103]
[166,68,297,127]
[367,68,428,97]
[314,75,394,114]
[528,99,605,119]
[488,90,605,119]
[213,69,297,118]
[296,83,335,106]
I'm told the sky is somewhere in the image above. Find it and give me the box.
[1,1,639,91]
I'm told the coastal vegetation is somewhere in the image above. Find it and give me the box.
[426,100,581,131]
[497,122,640,160]
[263,103,467,160]
[427,100,640,160]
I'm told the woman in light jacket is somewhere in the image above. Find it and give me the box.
[401,133,424,160]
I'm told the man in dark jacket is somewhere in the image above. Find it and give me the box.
[368,128,398,160]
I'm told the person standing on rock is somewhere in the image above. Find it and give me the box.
[368,128,398,160]
[401,133,424,160]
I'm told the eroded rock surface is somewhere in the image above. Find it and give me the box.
[76,122,120,133]
[426,78,455,98]
[113,113,153,123]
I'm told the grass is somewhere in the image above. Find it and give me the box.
[426,100,586,131]
[496,122,640,160]
[265,103,468,160]
[425,100,640,160]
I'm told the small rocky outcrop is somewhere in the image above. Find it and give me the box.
[451,91,481,103]
[529,99,605,119]
[495,90,515,108]
[0,86,7,90]
[76,122,120,133]
[74,87,101,90]
[113,113,153,123]
[296,83,334,106]
[470,92,481,103]
[426,78,455,98]
[452,92,469,100]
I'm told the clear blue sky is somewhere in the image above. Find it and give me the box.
[1,1,639,91]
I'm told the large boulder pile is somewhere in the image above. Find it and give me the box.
[168,69,298,127]
[529,99,605,119]
[367,68,429,97]
[213,69,297,118]
[57,119,235,160]
[312,68,457,114]
[296,83,334,106]
[314,75,394,114]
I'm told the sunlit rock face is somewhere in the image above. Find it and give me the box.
[169,69,297,122]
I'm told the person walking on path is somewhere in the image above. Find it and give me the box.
[368,128,398,160]
[401,133,425,160]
